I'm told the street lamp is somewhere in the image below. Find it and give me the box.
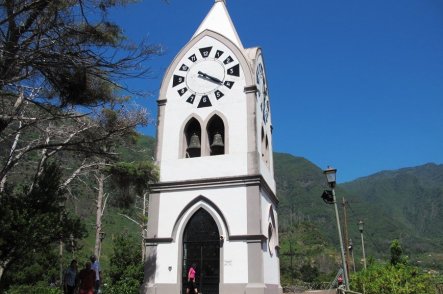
[323,166,349,290]
[358,220,367,270]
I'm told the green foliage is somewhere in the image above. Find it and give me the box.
[0,162,86,287]
[279,222,337,284]
[5,283,61,294]
[390,239,406,266]
[0,0,161,106]
[108,161,158,207]
[109,161,158,193]
[106,233,144,293]
[350,262,435,294]
[299,264,319,283]
[2,249,59,289]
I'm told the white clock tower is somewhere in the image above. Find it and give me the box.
[142,1,281,293]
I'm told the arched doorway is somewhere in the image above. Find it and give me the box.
[182,208,220,294]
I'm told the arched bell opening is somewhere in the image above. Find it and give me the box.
[182,208,220,294]
[207,115,225,156]
[184,118,202,158]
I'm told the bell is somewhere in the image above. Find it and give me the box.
[186,132,201,158]
[187,132,201,151]
[211,132,224,148]
[210,132,224,155]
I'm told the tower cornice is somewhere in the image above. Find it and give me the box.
[150,174,278,205]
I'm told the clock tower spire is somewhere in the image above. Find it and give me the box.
[142,2,281,294]
[193,0,242,49]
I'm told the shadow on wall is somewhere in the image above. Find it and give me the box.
[140,246,157,293]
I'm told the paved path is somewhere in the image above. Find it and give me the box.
[288,290,336,294]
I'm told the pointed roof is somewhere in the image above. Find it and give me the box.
[192,0,243,49]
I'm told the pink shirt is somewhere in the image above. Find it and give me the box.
[188,267,196,280]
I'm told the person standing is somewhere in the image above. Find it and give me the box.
[78,261,95,294]
[64,260,78,294]
[186,263,198,294]
[90,255,102,294]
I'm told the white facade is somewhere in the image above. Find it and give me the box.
[142,1,281,293]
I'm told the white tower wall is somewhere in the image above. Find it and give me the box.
[142,1,282,293]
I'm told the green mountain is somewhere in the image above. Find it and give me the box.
[274,152,443,273]
[341,163,443,268]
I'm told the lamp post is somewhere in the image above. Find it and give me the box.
[358,220,367,270]
[323,166,349,290]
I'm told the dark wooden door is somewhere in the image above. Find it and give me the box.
[182,209,220,294]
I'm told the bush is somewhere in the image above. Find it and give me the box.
[5,283,61,294]
[351,262,435,294]
[106,233,144,293]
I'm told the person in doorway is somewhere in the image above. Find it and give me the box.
[64,259,78,294]
[78,261,95,294]
[90,255,102,294]
[186,263,198,294]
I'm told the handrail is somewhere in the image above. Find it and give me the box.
[337,286,363,294]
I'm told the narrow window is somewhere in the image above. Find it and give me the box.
[261,127,265,158]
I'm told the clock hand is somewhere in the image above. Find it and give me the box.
[198,71,222,84]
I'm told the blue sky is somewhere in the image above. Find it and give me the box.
[111,0,443,182]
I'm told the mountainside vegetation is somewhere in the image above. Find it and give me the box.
[274,152,443,285]
[342,163,443,270]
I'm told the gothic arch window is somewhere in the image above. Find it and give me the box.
[268,206,277,256]
[207,115,225,156]
[184,118,202,158]
[268,223,275,256]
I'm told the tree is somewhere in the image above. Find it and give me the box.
[0,1,160,279]
[0,0,160,107]
[0,162,86,286]
[390,239,404,266]
[0,0,160,288]
[106,232,144,294]
[108,161,159,260]
[0,0,161,192]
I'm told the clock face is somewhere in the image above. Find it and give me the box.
[256,60,269,123]
[171,44,241,108]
